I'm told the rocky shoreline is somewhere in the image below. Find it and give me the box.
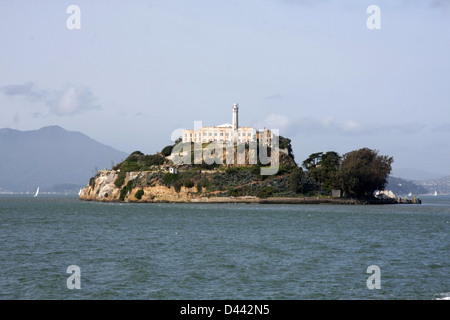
[79,189,390,205]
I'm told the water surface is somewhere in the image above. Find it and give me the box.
[0,194,448,300]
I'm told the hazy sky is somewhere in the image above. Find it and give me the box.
[1,0,449,176]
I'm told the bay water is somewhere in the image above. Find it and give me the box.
[0,194,448,300]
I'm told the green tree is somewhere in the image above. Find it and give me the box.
[89,177,96,188]
[161,145,174,157]
[302,151,341,193]
[183,179,194,188]
[197,177,211,193]
[135,189,144,200]
[257,186,275,198]
[319,151,340,192]
[173,180,183,192]
[302,152,323,171]
[119,187,128,201]
[279,135,294,160]
[127,151,144,162]
[143,154,165,167]
[289,167,305,194]
[336,148,393,199]
[163,172,178,186]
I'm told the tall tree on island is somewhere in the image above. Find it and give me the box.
[336,148,393,199]
[302,151,341,193]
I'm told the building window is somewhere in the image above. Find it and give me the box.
[204,133,207,136]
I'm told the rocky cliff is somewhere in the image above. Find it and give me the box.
[79,170,195,202]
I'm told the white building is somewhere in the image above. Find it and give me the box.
[182,103,272,146]
[169,167,178,174]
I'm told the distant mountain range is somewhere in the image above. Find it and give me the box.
[0,126,128,193]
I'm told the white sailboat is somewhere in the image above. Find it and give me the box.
[434,190,438,196]
[34,187,39,197]
[78,188,82,196]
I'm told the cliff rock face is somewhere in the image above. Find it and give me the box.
[79,170,196,202]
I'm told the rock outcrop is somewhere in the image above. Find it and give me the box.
[79,170,196,202]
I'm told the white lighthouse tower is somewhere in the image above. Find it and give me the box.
[232,102,239,131]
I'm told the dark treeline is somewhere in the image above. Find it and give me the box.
[297,148,393,199]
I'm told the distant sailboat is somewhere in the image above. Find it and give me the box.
[434,190,438,196]
[78,188,82,196]
[34,187,39,197]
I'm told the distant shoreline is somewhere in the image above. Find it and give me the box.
[79,196,402,205]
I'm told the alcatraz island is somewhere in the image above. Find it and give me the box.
[79,103,414,204]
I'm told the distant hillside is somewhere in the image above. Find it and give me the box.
[0,126,128,192]
[389,168,450,195]
[415,175,450,195]
[385,176,428,196]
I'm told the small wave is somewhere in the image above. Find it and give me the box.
[435,292,450,300]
